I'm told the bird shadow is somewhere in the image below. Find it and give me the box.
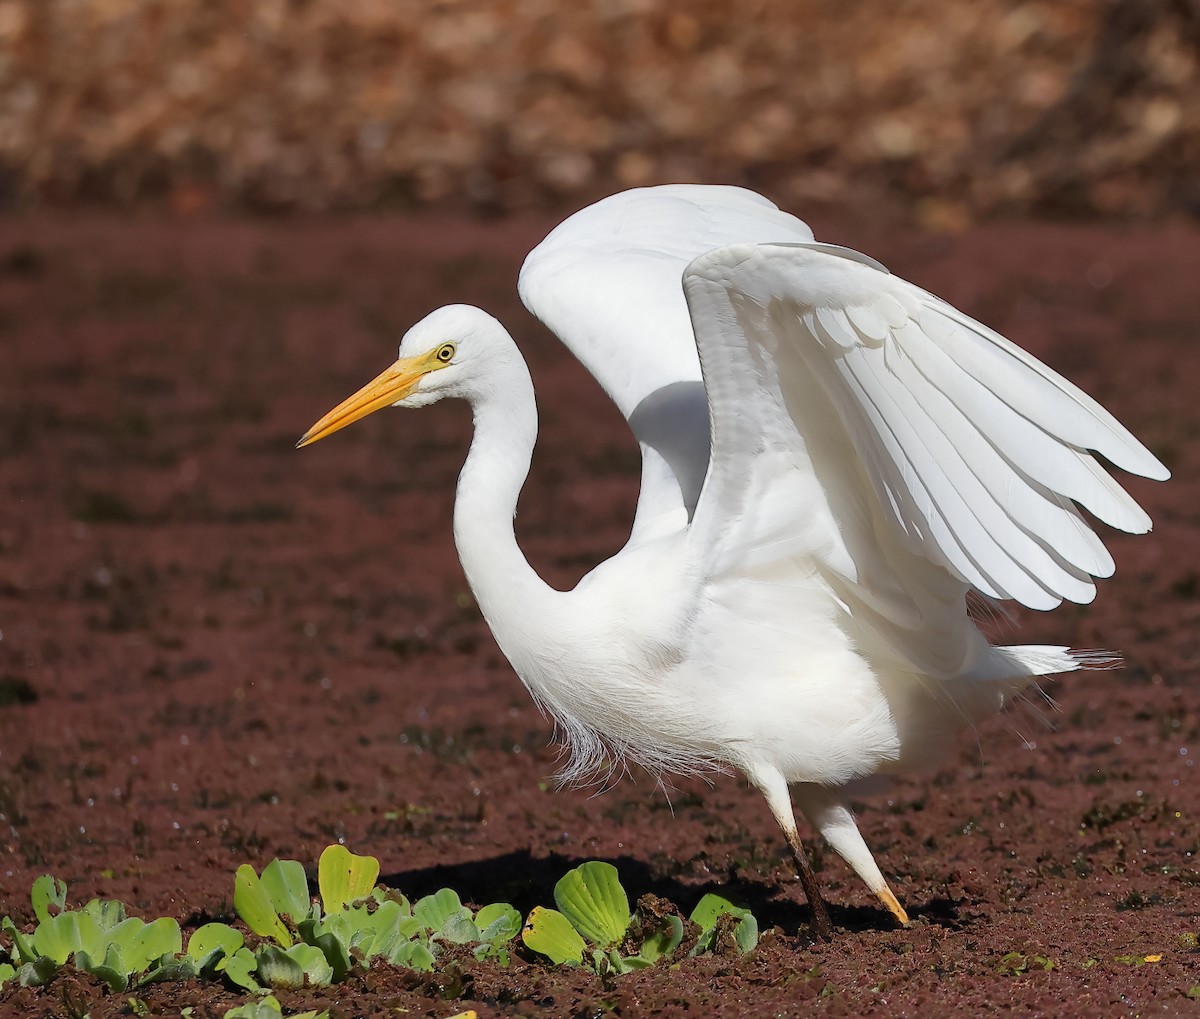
[382,849,924,938]
[908,895,967,930]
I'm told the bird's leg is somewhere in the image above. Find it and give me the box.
[749,766,834,940]
[794,785,910,927]
[782,822,835,941]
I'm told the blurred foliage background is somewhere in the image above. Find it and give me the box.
[0,0,1196,224]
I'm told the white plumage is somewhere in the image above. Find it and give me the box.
[299,185,1168,936]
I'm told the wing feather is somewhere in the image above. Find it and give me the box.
[683,242,1168,614]
[882,327,1107,588]
[518,185,816,540]
[899,315,1152,532]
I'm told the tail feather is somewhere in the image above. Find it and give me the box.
[992,644,1121,679]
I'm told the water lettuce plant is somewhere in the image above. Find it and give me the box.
[0,847,758,999]
[520,860,758,972]
[0,875,183,991]
[227,845,521,986]
[221,994,330,1019]
[689,892,760,955]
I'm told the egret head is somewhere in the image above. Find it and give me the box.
[297,304,507,448]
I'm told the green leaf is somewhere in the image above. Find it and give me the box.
[260,859,310,925]
[223,995,284,1019]
[128,917,182,973]
[442,911,479,944]
[317,845,379,914]
[75,940,130,991]
[137,956,197,984]
[187,922,245,970]
[81,897,127,936]
[306,930,350,983]
[636,913,684,964]
[732,912,759,954]
[689,892,745,933]
[3,915,39,964]
[288,943,333,986]
[475,903,521,943]
[254,944,306,989]
[217,946,263,992]
[101,916,145,968]
[0,962,15,989]
[688,893,757,955]
[521,906,586,965]
[224,999,329,1019]
[553,862,630,948]
[72,909,108,962]
[602,947,637,973]
[33,911,85,964]
[17,956,58,987]
[30,876,67,925]
[389,938,436,972]
[472,942,510,965]
[254,942,333,989]
[309,903,378,955]
[234,865,293,947]
[998,950,1029,975]
[359,903,421,962]
[107,916,146,957]
[414,888,477,943]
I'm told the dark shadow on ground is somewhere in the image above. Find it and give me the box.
[383,849,925,938]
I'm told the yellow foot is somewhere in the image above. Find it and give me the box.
[876,884,910,926]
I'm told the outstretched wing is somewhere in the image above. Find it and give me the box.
[518,185,816,541]
[682,242,1168,632]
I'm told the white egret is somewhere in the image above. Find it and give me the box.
[299,185,1168,937]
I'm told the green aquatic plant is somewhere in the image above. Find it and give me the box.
[689,892,760,956]
[233,845,519,982]
[317,843,380,913]
[222,994,330,1019]
[554,861,630,948]
[0,847,747,999]
[519,861,755,973]
[234,858,309,948]
[522,906,588,965]
[0,877,183,991]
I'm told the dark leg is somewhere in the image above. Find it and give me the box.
[784,827,834,940]
[751,764,835,940]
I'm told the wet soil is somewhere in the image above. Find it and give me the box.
[0,212,1197,1017]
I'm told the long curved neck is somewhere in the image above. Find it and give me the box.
[453,350,560,658]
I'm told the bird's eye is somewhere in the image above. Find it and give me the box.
[436,343,456,363]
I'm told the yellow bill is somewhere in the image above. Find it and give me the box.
[296,355,431,449]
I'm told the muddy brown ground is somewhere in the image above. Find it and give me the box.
[0,212,1197,1017]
